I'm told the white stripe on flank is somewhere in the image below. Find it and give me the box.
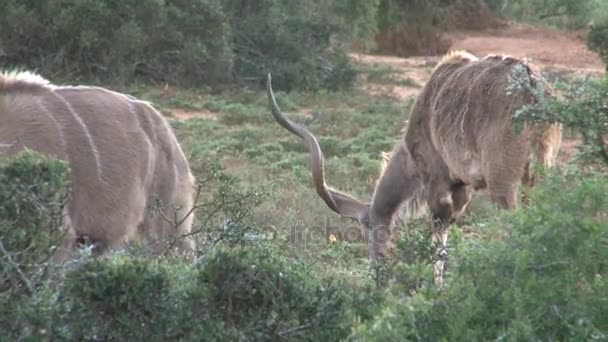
[122,95,154,184]
[145,136,155,184]
[125,95,157,188]
[36,97,67,154]
[173,164,179,188]
[124,96,137,117]
[53,91,104,181]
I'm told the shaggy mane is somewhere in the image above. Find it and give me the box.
[437,51,537,76]
[436,50,479,68]
[0,70,54,93]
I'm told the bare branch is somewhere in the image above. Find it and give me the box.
[0,239,34,295]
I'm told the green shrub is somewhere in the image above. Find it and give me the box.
[494,0,596,29]
[373,0,502,56]
[188,163,271,254]
[374,0,452,57]
[218,103,271,126]
[0,0,233,86]
[196,245,357,340]
[47,255,238,340]
[586,0,608,68]
[352,171,608,340]
[0,150,70,339]
[449,0,503,30]
[0,150,69,289]
[44,243,371,340]
[588,24,608,72]
[328,0,381,50]
[510,74,608,166]
[591,0,608,24]
[223,0,357,91]
[0,0,377,91]
[484,0,508,12]
[56,256,184,340]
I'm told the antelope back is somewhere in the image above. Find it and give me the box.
[0,71,196,257]
[405,52,560,189]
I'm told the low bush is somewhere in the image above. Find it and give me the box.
[195,245,359,340]
[373,0,504,57]
[374,0,452,57]
[0,150,70,268]
[448,0,505,30]
[0,150,70,339]
[352,171,608,340]
[586,1,608,70]
[588,24,608,72]
[510,71,608,166]
[0,0,233,87]
[0,0,369,91]
[491,0,597,29]
[224,0,357,91]
[2,242,374,340]
[55,256,189,340]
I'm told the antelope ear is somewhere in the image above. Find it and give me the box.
[327,188,370,223]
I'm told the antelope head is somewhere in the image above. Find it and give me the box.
[266,74,423,260]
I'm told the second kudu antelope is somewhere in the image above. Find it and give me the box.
[0,71,197,261]
[267,51,562,284]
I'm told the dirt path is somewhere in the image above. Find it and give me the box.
[169,108,218,121]
[169,23,603,118]
[349,54,434,101]
[352,23,604,101]
[449,24,604,77]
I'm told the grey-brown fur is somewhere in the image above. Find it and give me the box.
[0,71,196,261]
[267,51,562,281]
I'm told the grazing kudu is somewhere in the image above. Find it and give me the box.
[0,71,197,262]
[267,51,562,285]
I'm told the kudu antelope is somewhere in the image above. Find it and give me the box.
[267,51,562,284]
[0,71,197,261]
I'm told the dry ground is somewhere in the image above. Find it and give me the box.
[351,23,604,102]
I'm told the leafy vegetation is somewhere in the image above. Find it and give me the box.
[353,172,608,341]
[2,1,608,340]
[0,0,373,91]
[485,0,608,29]
[510,70,608,166]
[223,0,363,91]
[0,0,234,86]
[588,23,608,72]
[0,151,70,338]
[2,0,604,88]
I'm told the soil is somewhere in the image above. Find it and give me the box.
[169,108,218,121]
[352,23,604,102]
[447,23,604,77]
